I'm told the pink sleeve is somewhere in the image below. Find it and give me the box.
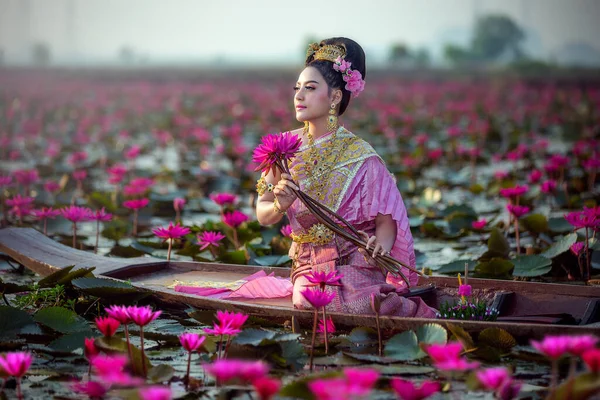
[343,157,418,287]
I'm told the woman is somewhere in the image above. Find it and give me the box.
[255,37,435,318]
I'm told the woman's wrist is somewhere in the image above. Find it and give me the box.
[273,197,286,215]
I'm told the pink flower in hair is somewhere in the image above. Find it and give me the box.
[343,69,365,97]
[333,56,352,73]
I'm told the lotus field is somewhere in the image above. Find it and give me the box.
[0,69,599,399]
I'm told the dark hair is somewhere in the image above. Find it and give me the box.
[304,37,366,116]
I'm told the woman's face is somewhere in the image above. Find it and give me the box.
[293,67,336,123]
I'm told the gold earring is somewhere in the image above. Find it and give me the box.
[327,103,338,132]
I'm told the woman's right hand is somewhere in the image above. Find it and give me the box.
[273,173,299,212]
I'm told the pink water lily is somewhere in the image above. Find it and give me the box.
[95,316,120,337]
[471,218,487,230]
[222,210,249,228]
[197,231,226,255]
[31,207,61,235]
[61,205,93,248]
[152,221,191,260]
[216,310,248,330]
[476,367,511,390]
[253,376,281,400]
[71,380,109,398]
[204,359,269,385]
[304,270,344,290]
[301,287,336,309]
[390,377,440,400]
[179,333,206,386]
[209,192,237,206]
[582,348,600,373]
[506,204,530,218]
[317,317,336,334]
[280,224,292,237]
[127,306,161,377]
[567,334,599,356]
[123,198,149,236]
[105,304,134,362]
[139,387,172,400]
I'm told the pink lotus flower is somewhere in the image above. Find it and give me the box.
[152,222,191,240]
[427,148,443,161]
[390,377,440,400]
[252,132,302,175]
[506,204,530,218]
[71,380,109,398]
[61,205,93,222]
[197,231,226,250]
[570,242,585,256]
[497,379,522,400]
[68,151,88,166]
[564,210,598,230]
[528,169,543,183]
[84,337,99,360]
[179,332,206,352]
[0,352,32,377]
[44,180,60,193]
[90,207,113,222]
[6,194,35,217]
[107,164,128,177]
[435,357,480,371]
[476,367,511,390]
[124,184,148,197]
[494,170,509,180]
[317,317,336,334]
[203,322,241,336]
[530,335,571,360]
[499,185,529,199]
[91,354,142,386]
[0,175,13,187]
[471,219,487,230]
[130,177,154,188]
[95,316,120,337]
[222,210,249,228]
[216,310,248,330]
[301,287,336,309]
[14,169,39,187]
[540,180,557,193]
[209,192,237,206]
[343,368,380,396]
[173,197,186,211]
[204,359,269,384]
[458,284,472,297]
[31,207,61,220]
[424,342,463,363]
[123,198,149,210]
[105,305,132,324]
[567,335,599,356]
[253,376,281,400]
[127,306,161,327]
[125,144,142,159]
[139,386,172,400]
[304,270,344,290]
[72,169,87,181]
[308,378,348,399]
[280,224,293,237]
[582,348,600,373]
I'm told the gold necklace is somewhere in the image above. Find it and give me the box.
[302,126,342,201]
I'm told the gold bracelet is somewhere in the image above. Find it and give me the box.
[256,177,274,197]
[273,198,286,215]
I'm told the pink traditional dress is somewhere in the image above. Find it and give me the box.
[288,126,436,318]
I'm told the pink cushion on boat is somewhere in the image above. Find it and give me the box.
[227,276,293,299]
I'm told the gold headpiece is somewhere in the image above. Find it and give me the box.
[306,43,346,63]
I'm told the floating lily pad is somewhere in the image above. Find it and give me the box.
[434,260,476,274]
[512,255,552,277]
[38,265,95,288]
[415,323,447,358]
[445,323,476,351]
[72,277,140,297]
[548,217,574,233]
[520,214,548,234]
[541,232,577,259]
[0,306,37,340]
[48,330,92,352]
[384,330,420,361]
[34,306,90,334]
[253,255,291,267]
[148,364,175,383]
[347,327,379,346]
[475,258,514,278]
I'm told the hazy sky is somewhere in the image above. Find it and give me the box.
[1,0,599,65]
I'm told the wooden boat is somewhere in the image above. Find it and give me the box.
[1,227,599,339]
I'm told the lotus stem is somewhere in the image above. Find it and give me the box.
[232,229,239,249]
[94,220,100,254]
[166,239,172,261]
[514,219,521,255]
[124,324,133,363]
[375,310,382,357]
[218,334,223,360]
[309,309,317,372]
[585,227,591,282]
[16,377,22,400]
[224,336,232,359]
[43,218,48,236]
[72,221,77,248]
[133,209,138,237]
[140,326,147,378]
[550,359,558,398]
[322,307,329,355]
[185,351,192,388]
